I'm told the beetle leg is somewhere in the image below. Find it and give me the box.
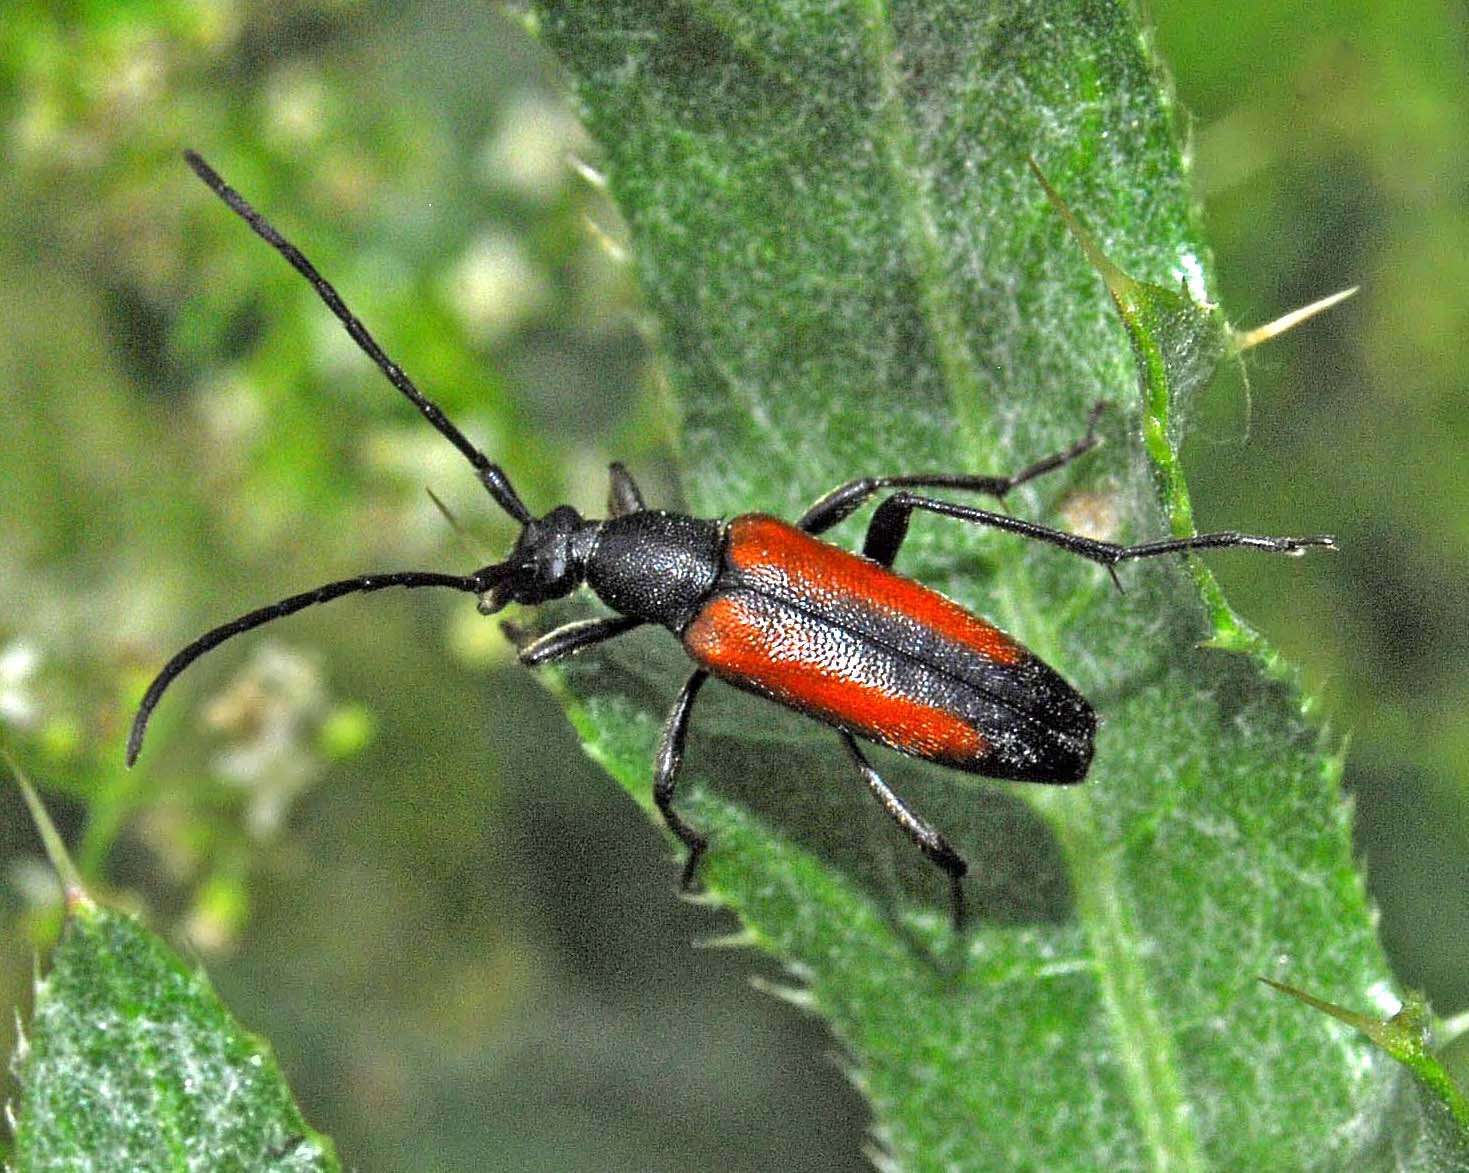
[655,670,711,889]
[796,403,1105,536]
[511,615,645,667]
[607,461,647,517]
[862,492,1334,572]
[841,733,968,929]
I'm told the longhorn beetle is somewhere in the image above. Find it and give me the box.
[128,152,1336,927]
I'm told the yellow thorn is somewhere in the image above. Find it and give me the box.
[2,747,92,911]
[425,486,493,564]
[565,152,607,190]
[582,214,628,264]
[1233,285,1358,352]
[1027,157,1138,302]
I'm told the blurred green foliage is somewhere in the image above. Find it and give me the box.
[1149,0,1469,1011]
[0,0,1464,1168]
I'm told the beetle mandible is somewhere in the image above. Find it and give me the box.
[127,152,1335,927]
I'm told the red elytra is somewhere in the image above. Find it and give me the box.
[684,515,1039,767]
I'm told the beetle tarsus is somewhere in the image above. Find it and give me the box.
[678,838,709,891]
[948,874,968,933]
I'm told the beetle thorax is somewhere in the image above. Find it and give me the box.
[585,511,725,631]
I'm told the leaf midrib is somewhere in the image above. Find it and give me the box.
[851,3,1203,1166]
[590,3,1210,1164]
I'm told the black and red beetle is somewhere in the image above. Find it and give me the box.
[128,153,1335,926]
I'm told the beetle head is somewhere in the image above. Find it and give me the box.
[476,505,594,614]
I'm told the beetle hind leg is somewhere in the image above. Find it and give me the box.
[654,670,711,889]
[861,492,1334,575]
[795,402,1105,536]
[841,733,968,930]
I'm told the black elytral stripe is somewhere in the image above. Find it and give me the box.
[708,591,1093,782]
[722,564,1095,749]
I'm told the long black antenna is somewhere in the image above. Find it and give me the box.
[183,149,533,525]
[126,569,497,766]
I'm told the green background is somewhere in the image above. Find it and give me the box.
[0,1,1464,1167]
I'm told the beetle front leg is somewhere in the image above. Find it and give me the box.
[510,614,644,667]
[841,733,968,930]
[654,669,711,889]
